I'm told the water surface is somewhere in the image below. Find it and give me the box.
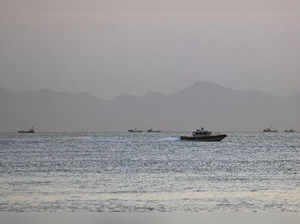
[0,132,299,212]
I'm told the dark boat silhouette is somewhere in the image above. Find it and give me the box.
[18,126,35,134]
[284,129,295,133]
[263,127,278,133]
[147,129,161,133]
[128,128,143,133]
[180,128,226,142]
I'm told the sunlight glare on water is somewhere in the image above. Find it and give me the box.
[0,132,299,212]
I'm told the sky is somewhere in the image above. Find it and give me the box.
[0,0,300,99]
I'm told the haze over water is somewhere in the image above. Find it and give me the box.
[0,132,299,212]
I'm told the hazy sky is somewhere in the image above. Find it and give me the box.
[1,0,299,98]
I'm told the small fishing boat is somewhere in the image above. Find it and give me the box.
[284,129,295,133]
[128,128,143,133]
[18,126,35,134]
[263,128,278,133]
[147,129,161,133]
[180,128,226,142]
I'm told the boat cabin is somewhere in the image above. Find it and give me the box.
[192,128,212,136]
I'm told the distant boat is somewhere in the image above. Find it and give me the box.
[263,128,278,133]
[18,126,35,134]
[284,129,295,133]
[180,128,226,142]
[147,129,161,133]
[128,128,143,133]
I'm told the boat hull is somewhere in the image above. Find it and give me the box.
[128,130,143,133]
[18,130,35,134]
[180,134,226,142]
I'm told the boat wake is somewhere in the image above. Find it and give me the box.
[56,136,181,143]
[147,137,180,142]
[93,138,128,143]
[60,136,94,141]
[93,137,180,143]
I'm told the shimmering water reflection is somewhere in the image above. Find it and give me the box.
[0,132,299,212]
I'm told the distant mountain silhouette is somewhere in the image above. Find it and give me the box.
[0,82,298,132]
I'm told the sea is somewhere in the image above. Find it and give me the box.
[0,132,299,212]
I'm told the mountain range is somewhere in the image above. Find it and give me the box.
[0,81,299,132]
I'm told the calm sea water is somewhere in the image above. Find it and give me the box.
[0,132,299,212]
